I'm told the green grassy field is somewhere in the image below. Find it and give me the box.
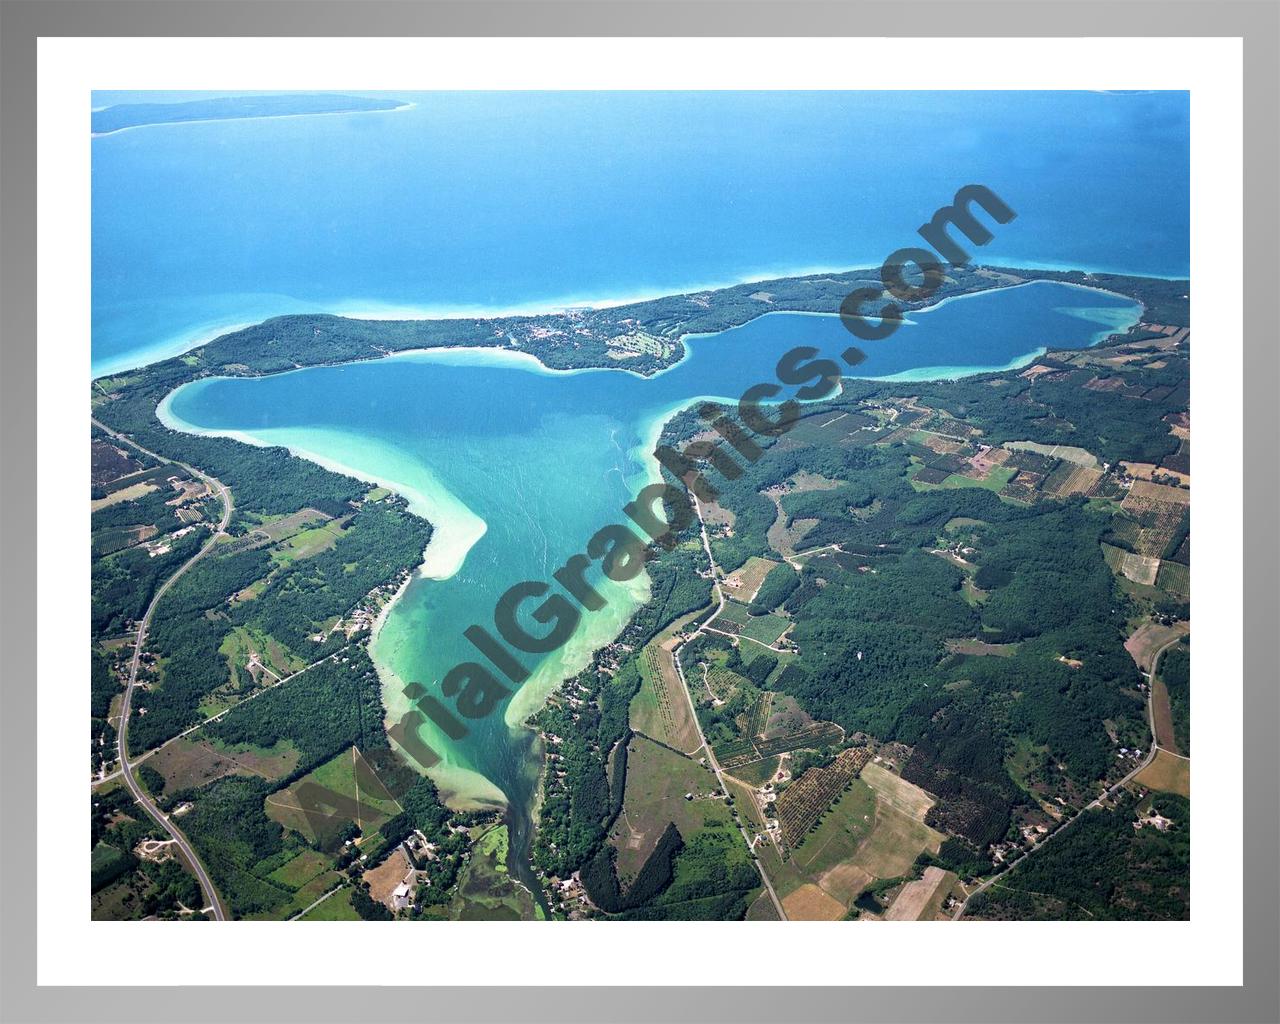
[715,600,791,647]
[786,780,877,900]
[726,755,781,787]
[265,746,402,846]
[608,734,729,882]
[298,885,360,921]
[267,849,332,888]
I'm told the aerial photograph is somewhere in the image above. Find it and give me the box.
[89,90,1191,923]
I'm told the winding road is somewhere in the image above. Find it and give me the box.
[93,417,230,921]
[952,632,1186,920]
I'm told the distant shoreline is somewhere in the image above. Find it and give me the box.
[96,263,1173,382]
[91,97,413,138]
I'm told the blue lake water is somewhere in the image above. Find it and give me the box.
[161,283,1140,866]
[96,90,1176,894]
[93,90,1188,376]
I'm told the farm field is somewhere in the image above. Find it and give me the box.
[725,755,781,788]
[265,746,402,848]
[722,556,780,602]
[711,600,791,647]
[757,761,946,919]
[781,883,846,921]
[1149,677,1181,755]
[720,773,769,834]
[146,736,299,793]
[1003,440,1099,468]
[297,885,360,921]
[1125,619,1190,673]
[785,778,878,907]
[629,613,704,754]
[860,762,935,821]
[608,733,726,882]
[884,866,955,921]
[1134,748,1190,798]
[776,747,872,846]
[1042,462,1103,498]
[745,888,782,920]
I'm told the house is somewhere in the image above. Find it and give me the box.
[391,881,413,911]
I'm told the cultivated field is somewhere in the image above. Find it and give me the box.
[712,600,791,647]
[1125,619,1190,673]
[861,762,935,821]
[786,779,878,905]
[1134,748,1190,798]
[884,866,955,921]
[781,883,846,921]
[723,556,781,602]
[745,888,782,920]
[1149,677,1181,755]
[297,886,360,920]
[1004,440,1099,468]
[629,635,702,753]
[776,748,872,847]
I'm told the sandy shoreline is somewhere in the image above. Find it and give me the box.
[147,268,1142,811]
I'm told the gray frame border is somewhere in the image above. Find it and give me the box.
[1,2,1275,1022]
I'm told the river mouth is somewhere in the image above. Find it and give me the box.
[155,281,1141,887]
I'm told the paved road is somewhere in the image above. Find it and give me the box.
[93,418,231,921]
[665,497,788,919]
[952,633,1186,920]
[91,646,349,789]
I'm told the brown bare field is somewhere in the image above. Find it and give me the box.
[817,863,874,906]
[1150,677,1181,755]
[723,556,781,602]
[147,737,247,791]
[90,481,159,511]
[1043,464,1103,497]
[1135,749,1190,798]
[884,866,955,921]
[365,847,413,910]
[781,883,846,921]
[1123,479,1191,509]
[1125,620,1190,672]
[861,762,934,822]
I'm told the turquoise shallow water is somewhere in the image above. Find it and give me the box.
[161,282,1140,837]
[92,90,1188,376]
